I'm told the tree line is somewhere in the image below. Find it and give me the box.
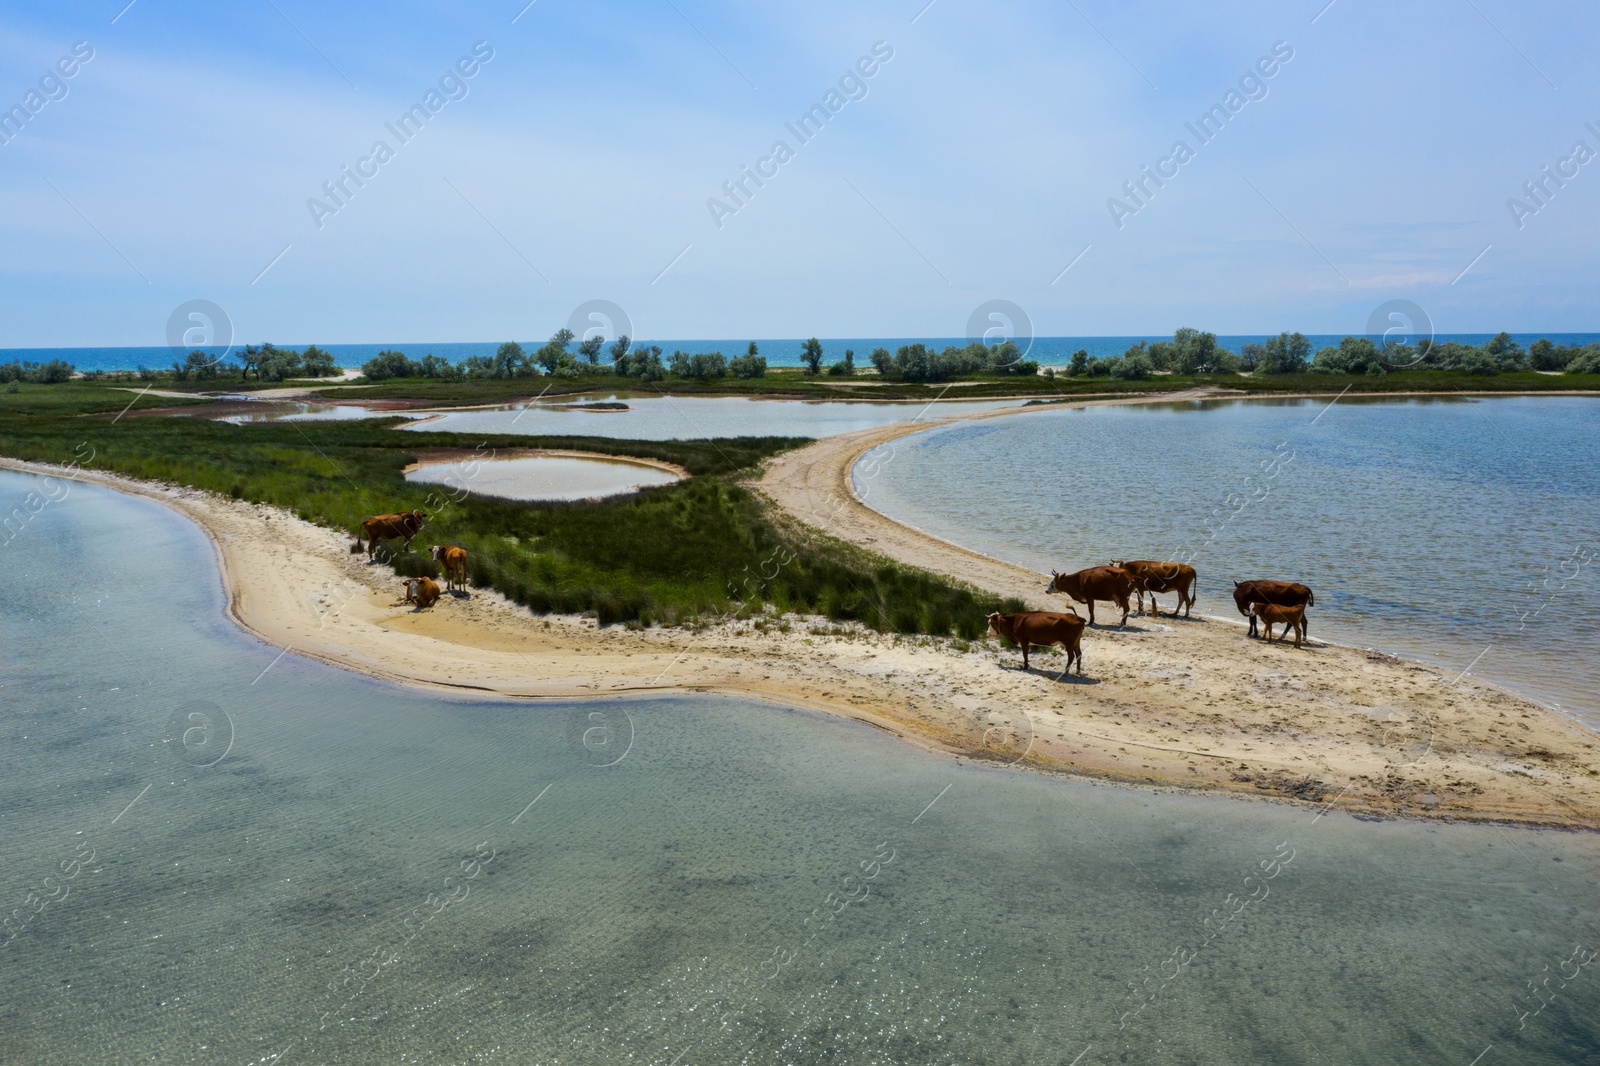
[7,328,1598,391]
[1060,329,1600,379]
[361,333,773,382]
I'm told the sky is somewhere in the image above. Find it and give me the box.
[0,0,1596,347]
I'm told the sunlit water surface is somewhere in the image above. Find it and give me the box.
[860,396,1600,726]
[403,393,1023,441]
[2,469,1599,1065]
[404,455,682,501]
[216,398,415,423]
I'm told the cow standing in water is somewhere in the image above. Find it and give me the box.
[1112,559,1197,618]
[431,544,469,592]
[350,510,428,560]
[988,611,1086,677]
[1045,566,1133,626]
[1232,579,1314,638]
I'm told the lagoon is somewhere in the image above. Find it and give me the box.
[3,470,1600,1063]
[403,393,1024,441]
[861,396,1600,728]
[404,454,683,501]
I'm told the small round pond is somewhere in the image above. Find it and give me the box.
[403,453,682,501]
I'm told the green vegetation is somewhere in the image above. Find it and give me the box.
[0,380,209,416]
[23,323,1597,404]
[1066,328,1600,380]
[0,398,1021,636]
[0,359,74,384]
[867,340,1039,382]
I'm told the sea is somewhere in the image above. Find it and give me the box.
[6,333,1599,373]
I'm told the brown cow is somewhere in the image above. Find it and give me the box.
[430,544,468,592]
[350,510,428,560]
[988,611,1085,676]
[1233,580,1314,638]
[1251,602,1306,648]
[1112,559,1197,618]
[400,576,441,610]
[1045,566,1133,626]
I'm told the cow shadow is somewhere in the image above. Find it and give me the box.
[448,589,471,599]
[1010,664,1101,684]
[1140,612,1202,625]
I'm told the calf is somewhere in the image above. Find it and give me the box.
[987,611,1086,677]
[1233,579,1314,638]
[1250,602,1306,648]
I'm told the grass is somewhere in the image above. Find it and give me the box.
[0,401,1022,636]
[0,380,213,416]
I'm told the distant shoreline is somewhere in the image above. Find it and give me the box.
[12,330,1600,372]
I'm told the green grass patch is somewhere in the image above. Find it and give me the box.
[0,409,1019,637]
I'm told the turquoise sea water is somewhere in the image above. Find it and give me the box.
[859,396,1600,727]
[3,470,1600,1065]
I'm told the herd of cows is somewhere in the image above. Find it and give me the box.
[988,560,1315,677]
[349,509,464,611]
[349,511,1315,680]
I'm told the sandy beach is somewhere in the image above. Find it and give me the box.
[7,391,1597,828]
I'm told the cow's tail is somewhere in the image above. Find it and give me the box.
[1307,591,1316,607]
[349,534,365,554]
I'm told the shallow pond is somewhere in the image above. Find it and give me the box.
[212,396,404,423]
[404,454,682,501]
[860,395,1600,727]
[2,468,1598,1065]
[403,393,1024,441]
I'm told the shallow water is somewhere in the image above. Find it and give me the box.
[3,469,1600,1065]
[213,397,406,423]
[860,396,1600,727]
[403,393,1023,441]
[404,455,682,501]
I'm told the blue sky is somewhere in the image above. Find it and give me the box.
[1,0,1595,346]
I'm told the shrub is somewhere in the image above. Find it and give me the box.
[1566,348,1600,374]
[1114,351,1153,379]
[616,345,666,380]
[362,348,419,381]
[301,345,339,377]
[729,352,767,378]
[669,350,727,380]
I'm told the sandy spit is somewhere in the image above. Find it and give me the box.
[7,390,1598,828]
